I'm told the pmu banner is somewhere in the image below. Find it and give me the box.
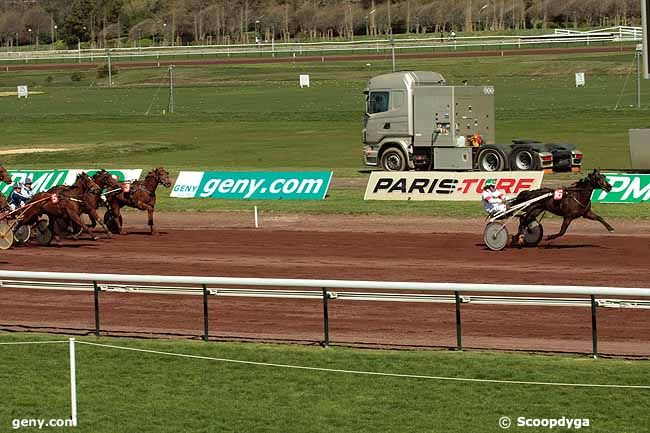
[364,171,543,201]
[171,171,332,200]
[591,173,650,203]
[0,169,142,194]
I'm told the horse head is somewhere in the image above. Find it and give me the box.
[78,172,101,195]
[587,169,612,192]
[93,169,119,190]
[154,167,172,188]
[0,165,12,185]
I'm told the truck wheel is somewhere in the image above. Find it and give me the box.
[510,148,540,171]
[477,148,505,172]
[380,147,407,171]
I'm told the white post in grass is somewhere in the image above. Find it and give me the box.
[254,206,259,228]
[69,338,78,426]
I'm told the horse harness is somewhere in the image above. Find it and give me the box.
[563,188,590,209]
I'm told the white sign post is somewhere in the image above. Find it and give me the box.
[299,75,310,88]
[575,73,585,87]
[17,85,28,98]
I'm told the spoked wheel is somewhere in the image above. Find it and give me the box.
[0,221,15,250]
[104,211,122,235]
[13,224,31,245]
[523,221,544,247]
[34,219,53,246]
[484,222,509,251]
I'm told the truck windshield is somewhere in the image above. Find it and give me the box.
[367,91,390,114]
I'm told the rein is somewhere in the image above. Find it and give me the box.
[564,184,598,209]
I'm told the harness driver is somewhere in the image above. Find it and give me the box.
[9,178,33,210]
[482,178,508,215]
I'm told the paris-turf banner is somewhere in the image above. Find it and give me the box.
[0,169,142,195]
[171,171,332,200]
[364,171,544,200]
[591,173,650,203]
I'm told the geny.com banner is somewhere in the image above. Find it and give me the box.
[171,171,332,200]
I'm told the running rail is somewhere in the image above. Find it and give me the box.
[0,270,649,297]
[2,270,649,354]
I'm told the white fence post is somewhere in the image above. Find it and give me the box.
[69,338,77,427]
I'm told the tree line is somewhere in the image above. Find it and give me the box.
[0,0,642,49]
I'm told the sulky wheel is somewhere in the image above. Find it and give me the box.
[35,219,53,246]
[13,224,31,245]
[104,210,122,235]
[0,221,14,250]
[484,222,509,251]
[523,221,544,247]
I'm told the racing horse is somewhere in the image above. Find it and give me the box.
[19,172,101,245]
[50,169,119,238]
[0,165,14,212]
[105,167,172,235]
[510,169,614,245]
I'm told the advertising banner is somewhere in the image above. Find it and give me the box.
[1,169,142,195]
[591,173,650,203]
[171,171,332,200]
[364,171,544,201]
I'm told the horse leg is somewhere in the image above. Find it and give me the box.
[513,207,542,247]
[50,217,63,247]
[66,208,99,241]
[512,216,527,247]
[88,208,112,238]
[546,216,573,241]
[583,209,614,232]
[143,204,157,235]
[87,213,97,228]
[134,200,157,235]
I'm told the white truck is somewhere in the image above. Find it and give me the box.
[362,71,583,172]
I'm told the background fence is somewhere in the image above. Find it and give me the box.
[0,26,642,65]
[1,270,650,356]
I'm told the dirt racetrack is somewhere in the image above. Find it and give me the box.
[1,211,649,356]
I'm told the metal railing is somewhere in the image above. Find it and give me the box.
[0,27,641,65]
[1,270,649,356]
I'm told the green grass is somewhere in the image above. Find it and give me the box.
[1,51,649,217]
[1,332,649,433]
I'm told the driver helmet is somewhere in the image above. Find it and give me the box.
[483,178,497,190]
[25,177,32,185]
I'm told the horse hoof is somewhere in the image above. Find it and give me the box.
[92,236,99,241]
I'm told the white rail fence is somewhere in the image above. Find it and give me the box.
[0,26,641,64]
[1,270,649,356]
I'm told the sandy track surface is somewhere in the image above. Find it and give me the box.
[1,212,649,356]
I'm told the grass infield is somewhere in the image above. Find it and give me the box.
[1,332,649,433]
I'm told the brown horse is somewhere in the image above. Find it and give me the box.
[51,169,119,238]
[511,169,614,244]
[0,165,14,212]
[19,172,101,245]
[105,167,172,235]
